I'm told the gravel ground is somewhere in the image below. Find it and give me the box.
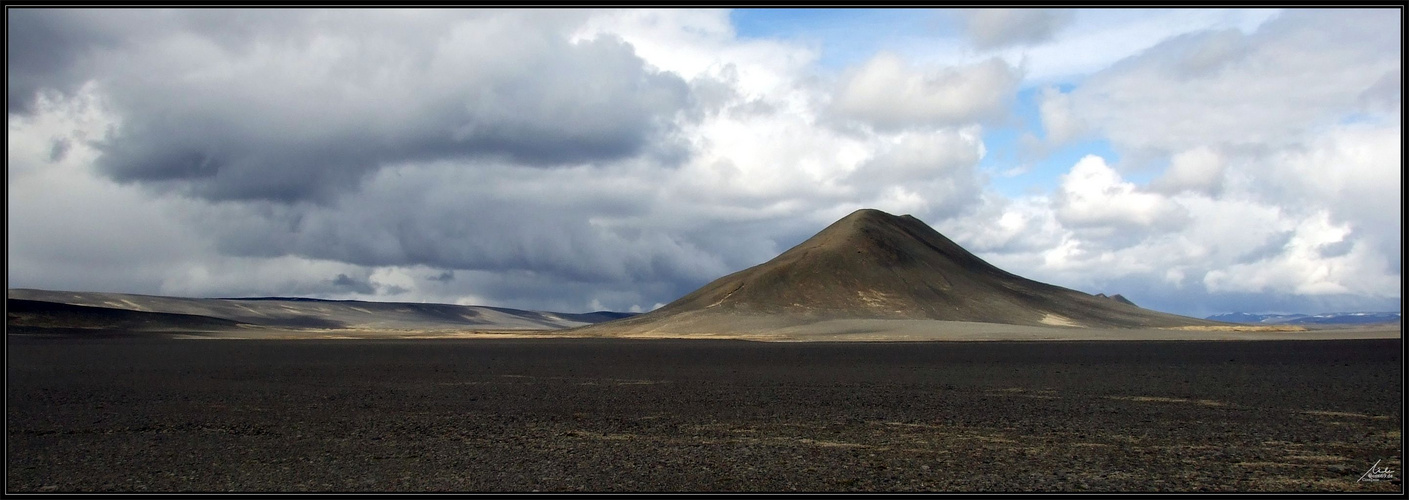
[6,336,1403,493]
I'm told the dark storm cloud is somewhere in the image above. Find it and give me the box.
[331,273,375,294]
[411,209,841,313]
[4,8,727,312]
[428,270,455,283]
[16,9,692,203]
[181,161,739,309]
[161,154,867,312]
[7,9,125,114]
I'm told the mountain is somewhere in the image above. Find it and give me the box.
[6,289,634,332]
[1206,312,1401,325]
[579,209,1221,336]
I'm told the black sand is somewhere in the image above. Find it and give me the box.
[6,336,1403,492]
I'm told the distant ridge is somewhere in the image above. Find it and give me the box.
[7,298,247,331]
[580,208,1221,335]
[6,289,634,332]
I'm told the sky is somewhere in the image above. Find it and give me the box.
[6,7,1402,318]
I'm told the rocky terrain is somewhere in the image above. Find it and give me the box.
[6,337,1401,492]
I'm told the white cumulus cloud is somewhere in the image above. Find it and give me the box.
[832,53,1020,130]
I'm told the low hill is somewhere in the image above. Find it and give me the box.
[579,209,1224,337]
[7,298,248,333]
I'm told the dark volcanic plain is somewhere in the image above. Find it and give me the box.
[6,335,1402,493]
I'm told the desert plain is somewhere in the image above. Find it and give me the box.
[5,325,1403,493]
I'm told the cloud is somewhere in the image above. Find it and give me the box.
[1316,239,1354,259]
[962,8,1073,50]
[1053,155,1189,236]
[1235,231,1294,265]
[926,9,1397,315]
[574,8,816,95]
[1203,211,1367,296]
[331,273,375,295]
[1002,9,1282,86]
[7,85,206,294]
[16,9,692,204]
[1357,68,1400,113]
[1065,9,1399,158]
[1149,146,1225,195]
[189,162,695,280]
[9,9,880,313]
[831,54,1021,130]
[159,256,395,300]
[427,270,455,283]
[6,9,127,114]
[987,9,1401,312]
[933,193,1064,255]
[1035,86,1086,146]
[1256,123,1402,274]
[954,164,1398,316]
[843,128,986,217]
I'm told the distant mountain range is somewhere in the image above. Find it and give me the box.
[1205,312,1401,325]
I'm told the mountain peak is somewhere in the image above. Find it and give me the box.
[786,208,1007,275]
[1096,293,1138,307]
[807,208,910,246]
[837,208,911,224]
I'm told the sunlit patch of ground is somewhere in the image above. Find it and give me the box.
[1040,313,1080,327]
